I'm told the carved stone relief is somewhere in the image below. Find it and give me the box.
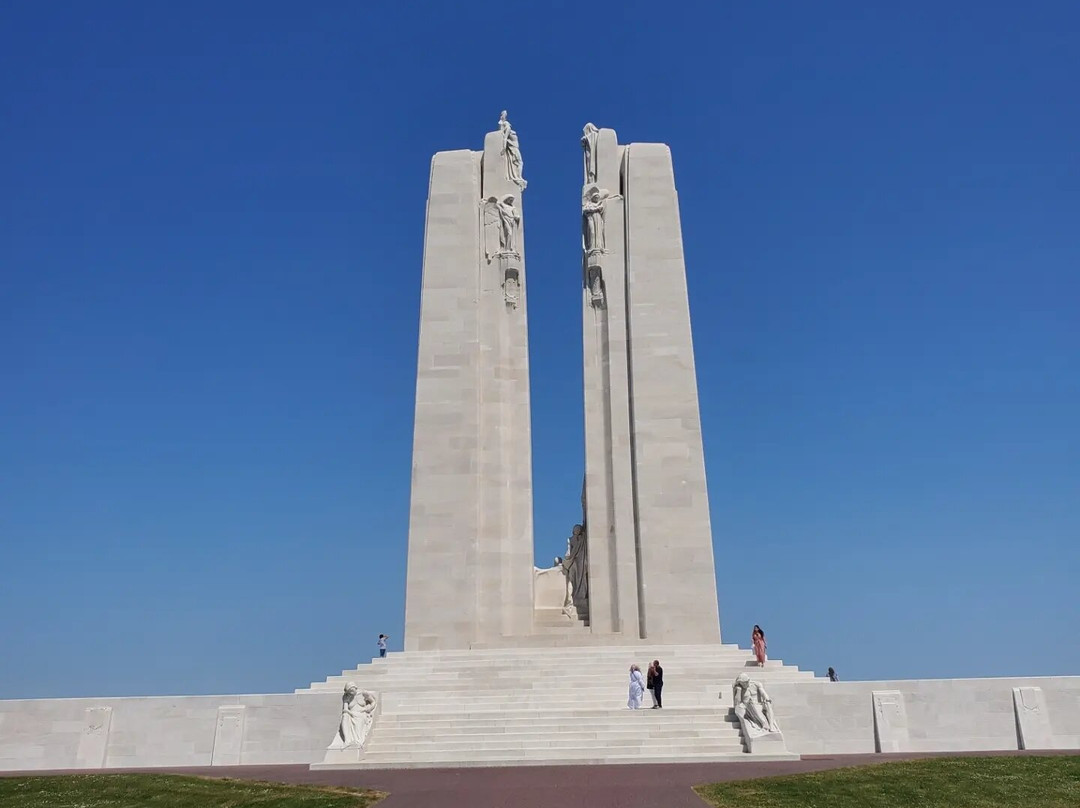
[581,122,599,184]
[731,674,780,737]
[586,264,605,308]
[498,110,527,190]
[561,523,589,616]
[328,684,377,751]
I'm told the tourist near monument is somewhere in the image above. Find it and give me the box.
[0,112,1077,772]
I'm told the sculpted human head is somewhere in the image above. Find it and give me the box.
[736,673,750,687]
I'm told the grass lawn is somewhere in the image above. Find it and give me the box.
[0,773,386,808]
[695,756,1080,808]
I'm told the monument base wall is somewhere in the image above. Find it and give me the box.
[0,692,339,772]
[768,676,1080,756]
[1,656,1077,772]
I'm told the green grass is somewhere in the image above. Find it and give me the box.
[0,774,386,808]
[694,756,1080,808]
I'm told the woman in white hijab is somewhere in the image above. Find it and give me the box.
[627,664,646,709]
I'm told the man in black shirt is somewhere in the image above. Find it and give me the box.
[652,659,664,708]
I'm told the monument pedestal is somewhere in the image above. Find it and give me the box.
[313,748,366,768]
[743,730,789,755]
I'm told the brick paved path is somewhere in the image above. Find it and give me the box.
[3,750,1072,808]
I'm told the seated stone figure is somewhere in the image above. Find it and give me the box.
[731,673,780,737]
[328,684,377,750]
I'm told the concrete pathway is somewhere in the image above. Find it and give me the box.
[3,750,1073,808]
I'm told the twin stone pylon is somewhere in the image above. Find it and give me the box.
[403,115,720,652]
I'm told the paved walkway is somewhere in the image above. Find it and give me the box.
[4,751,1073,808]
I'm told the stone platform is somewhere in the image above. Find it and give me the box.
[1,645,1077,771]
[301,644,811,769]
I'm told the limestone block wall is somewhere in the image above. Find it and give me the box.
[623,143,721,644]
[404,149,483,651]
[404,130,535,652]
[580,134,722,646]
[768,676,1080,755]
[0,692,340,771]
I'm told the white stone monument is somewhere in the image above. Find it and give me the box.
[403,116,722,651]
[403,112,536,652]
[2,116,1079,774]
[578,128,721,644]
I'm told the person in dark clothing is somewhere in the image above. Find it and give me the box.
[827,667,838,682]
[651,659,664,708]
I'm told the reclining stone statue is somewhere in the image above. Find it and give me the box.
[727,673,788,754]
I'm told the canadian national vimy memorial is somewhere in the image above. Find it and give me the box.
[1,113,1078,774]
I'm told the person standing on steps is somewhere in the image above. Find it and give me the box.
[377,634,388,659]
[647,662,658,708]
[828,667,839,682]
[627,664,645,709]
[651,659,664,709]
[752,625,767,667]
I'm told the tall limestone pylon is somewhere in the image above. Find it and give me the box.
[405,116,721,651]
[579,126,721,645]
[404,112,534,651]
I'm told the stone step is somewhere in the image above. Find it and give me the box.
[375,723,738,736]
[367,743,747,756]
[533,614,589,626]
[344,654,765,668]
[530,625,593,635]
[373,644,751,659]
[401,643,756,656]
[377,709,737,719]
[314,668,808,684]
[373,689,737,696]
[314,661,804,682]
[375,730,738,743]
[313,750,798,770]
[299,673,814,694]
[375,717,738,730]
[375,707,738,722]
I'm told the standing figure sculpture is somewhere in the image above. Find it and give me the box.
[582,186,616,254]
[498,110,527,190]
[327,683,377,750]
[561,523,588,611]
[492,194,520,255]
[730,674,780,736]
[581,122,599,184]
[562,576,578,621]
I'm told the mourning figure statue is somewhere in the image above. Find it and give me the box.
[498,110,527,190]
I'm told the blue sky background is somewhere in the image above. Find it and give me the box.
[1,1,1077,698]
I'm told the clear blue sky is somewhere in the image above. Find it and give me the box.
[1,1,1077,699]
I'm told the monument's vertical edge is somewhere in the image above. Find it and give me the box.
[478,126,534,642]
[404,150,483,652]
[581,128,639,638]
[624,143,721,643]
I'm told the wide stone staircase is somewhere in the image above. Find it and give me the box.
[298,643,818,768]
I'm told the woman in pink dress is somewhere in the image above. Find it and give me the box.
[752,625,767,667]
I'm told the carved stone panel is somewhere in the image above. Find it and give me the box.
[74,706,112,769]
[211,705,246,766]
[1013,686,1055,749]
[483,196,520,260]
[586,261,605,308]
[872,690,910,753]
[501,256,521,308]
